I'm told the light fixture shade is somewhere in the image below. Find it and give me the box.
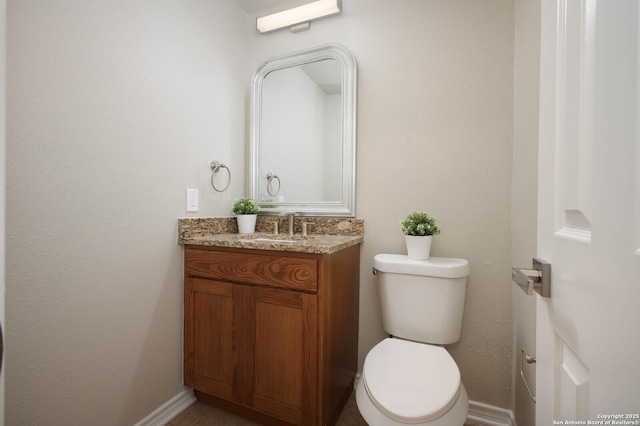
[256,0,342,34]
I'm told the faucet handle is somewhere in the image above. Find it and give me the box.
[272,221,279,235]
[302,222,313,236]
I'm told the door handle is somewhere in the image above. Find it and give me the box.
[512,258,551,297]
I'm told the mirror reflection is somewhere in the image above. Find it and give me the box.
[261,59,342,203]
[250,44,357,216]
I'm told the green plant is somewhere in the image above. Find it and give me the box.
[400,211,441,236]
[232,198,259,215]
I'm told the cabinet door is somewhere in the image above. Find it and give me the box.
[242,286,318,426]
[184,277,241,401]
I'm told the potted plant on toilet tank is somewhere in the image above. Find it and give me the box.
[401,210,440,260]
[233,197,259,234]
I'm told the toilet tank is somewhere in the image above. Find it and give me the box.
[373,254,469,345]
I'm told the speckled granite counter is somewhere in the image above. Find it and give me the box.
[178,217,364,254]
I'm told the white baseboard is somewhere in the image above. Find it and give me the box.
[467,400,516,426]
[134,388,196,426]
[149,382,515,426]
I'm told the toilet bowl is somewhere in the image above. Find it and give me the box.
[356,338,468,425]
[356,254,470,425]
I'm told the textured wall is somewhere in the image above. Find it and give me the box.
[6,2,249,424]
[6,1,517,423]
[247,0,515,410]
[512,0,540,424]
[0,0,6,420]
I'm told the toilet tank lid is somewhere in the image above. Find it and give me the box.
[374,254,469,278]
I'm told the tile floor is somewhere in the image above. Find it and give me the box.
[167,392,367,426]
[167,392,486,425]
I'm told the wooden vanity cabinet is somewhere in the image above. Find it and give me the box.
[183,244,360,426]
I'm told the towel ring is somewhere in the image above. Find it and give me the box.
[266,172,281,196]
[211,161,231,192]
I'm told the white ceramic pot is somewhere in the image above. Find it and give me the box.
[405,235,433,260]
[237,214,257,234]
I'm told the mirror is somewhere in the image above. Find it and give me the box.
[250,44,357,216]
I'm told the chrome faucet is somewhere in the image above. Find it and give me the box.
[287,213,297,236]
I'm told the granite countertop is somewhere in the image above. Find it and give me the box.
[181,233,362,254]
[178,217,364,254]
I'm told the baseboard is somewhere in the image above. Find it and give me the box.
[466,400,516,426]
[134,388,197,426]
[135,385,516,426]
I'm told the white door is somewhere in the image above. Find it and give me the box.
[537,0,640,424]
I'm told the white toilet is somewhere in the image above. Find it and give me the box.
[356,254,470,426]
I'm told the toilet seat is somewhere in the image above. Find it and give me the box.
[361,338,461,423]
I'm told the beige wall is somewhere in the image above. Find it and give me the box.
[512,0,540,424]
[247,0,515,409]
[6,1,249,424]
[6,0,516,423]
[1,0,5,421]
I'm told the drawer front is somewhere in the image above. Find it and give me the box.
[185,248,318,292]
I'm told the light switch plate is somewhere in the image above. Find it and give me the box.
[186,189,199,212]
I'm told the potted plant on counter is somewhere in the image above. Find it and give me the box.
[400,210,441,260]
[233,198,259,234]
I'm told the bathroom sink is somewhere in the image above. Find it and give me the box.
[235,234,312,244]
[249,237,299,244]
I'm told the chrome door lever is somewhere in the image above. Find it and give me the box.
[512,258,551,297]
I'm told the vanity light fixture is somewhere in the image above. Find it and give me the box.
[256,0,342,34]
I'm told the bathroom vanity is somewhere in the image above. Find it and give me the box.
[179,217,363,426]
[179,42,362,425]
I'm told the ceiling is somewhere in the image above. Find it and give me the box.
[234,0,314,14]
[301,60,342,95]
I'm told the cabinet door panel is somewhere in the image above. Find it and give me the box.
[185,278,240,401]
[243,286,318,425]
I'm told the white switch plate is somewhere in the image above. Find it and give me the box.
[186,189,199,212]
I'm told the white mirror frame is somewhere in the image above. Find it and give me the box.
[249,44,357,217]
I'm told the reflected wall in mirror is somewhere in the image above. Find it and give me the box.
[250,44,357,216]
[262,59,342,203]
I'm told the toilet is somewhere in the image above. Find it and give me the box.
[356,254,470,426]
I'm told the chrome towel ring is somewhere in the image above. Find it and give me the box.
[266,172,281,196]
[211,161,231,192]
